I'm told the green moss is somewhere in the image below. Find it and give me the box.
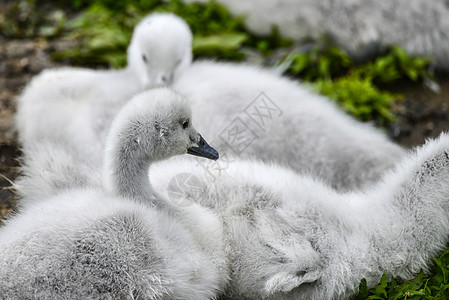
[353,247,449,299]
[283,41,432,84]
[193,33,247,60]
[283,41,353,81]
[282,40,432,126]
[51,3,136,68]
[246,26,293,56]
[49,0,293,66]
[311,76,399,126]
[354,46,432,84]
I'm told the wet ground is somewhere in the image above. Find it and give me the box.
[0,37,78,220]
[1,36,449,221]
[387,75,449,147]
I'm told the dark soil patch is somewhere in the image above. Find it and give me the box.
[388,75,449,147]
[0,36,79,220]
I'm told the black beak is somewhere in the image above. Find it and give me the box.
[187,135,219,160]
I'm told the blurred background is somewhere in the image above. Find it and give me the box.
[1,0,449,231]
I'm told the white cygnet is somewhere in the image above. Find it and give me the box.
[1,88,227,299]
[17,13,405,196]
[173,60,406,191]
[150,131,449,299]
[15,12,192,154]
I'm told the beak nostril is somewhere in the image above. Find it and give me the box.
[296,271,307,277]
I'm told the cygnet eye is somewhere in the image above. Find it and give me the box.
[176,58,182,66]
[182,120,189,129]
[142,54,148,63]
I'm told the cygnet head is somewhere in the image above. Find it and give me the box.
[104,88,217,198]
[106,87,218,162]
[127,13,193,88]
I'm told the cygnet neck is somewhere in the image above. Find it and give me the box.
[103,130,162,207]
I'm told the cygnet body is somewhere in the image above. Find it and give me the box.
[173,60,406,191]
[150,132,449,299]
[1,89,227,299]
[14,83,445,298]
[23,60,404,193]
[16,14,404,192]
[15,13,192,153]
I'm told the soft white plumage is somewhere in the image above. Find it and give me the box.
[173,60,405,190]
[2,88,227,299]
[149,132,449,299]
[14,82,449,299]
[15,13,192,152]
[16,14,404,192]
[21,59,405,192]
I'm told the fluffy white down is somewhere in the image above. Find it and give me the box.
[184,0,449,68]
[16,59,405,201]
[2,88,227,299]
[149,132,449,299]
[15,12,192,154]
[16,14,404,192]
[173,60,406,191]
[13,81,449,298]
